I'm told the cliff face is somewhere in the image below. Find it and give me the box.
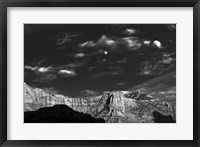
[24,83,176,123]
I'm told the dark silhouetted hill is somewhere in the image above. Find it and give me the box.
[24,105,105,123]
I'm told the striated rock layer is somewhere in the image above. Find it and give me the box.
[24,83,176,123]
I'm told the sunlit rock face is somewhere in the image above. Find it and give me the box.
[24,83,176,123]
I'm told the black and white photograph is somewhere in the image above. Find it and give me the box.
[24,24,176,123]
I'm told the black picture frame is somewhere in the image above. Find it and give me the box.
[0,0,199,146]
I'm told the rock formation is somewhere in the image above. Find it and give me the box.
[24,83,176,123]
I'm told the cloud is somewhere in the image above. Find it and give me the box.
[75,53,86,58]
[116,82,127,86]
[140,55,175,76]
[65,62,85,68]
[89,49,104,55]
[143,40,151,46]
[25,65,54,74]
[24,65,37,71]
[64,52,86,58]
[162,57,173,64]
[79,41,96,48]
[57,33,81,45]
[97,58,107,64]
[124,28,136,35]
[57,69,77,78]
[41,73,58,82]
[90,70,123,79]
[24,65,78,83]
[112,71,122,76]
[38,66,52,73]
[87,66,97,71]
[60,58,91,70]
[79,35,115,49]
[24,65,57,83]
[79,35,143,52]
[57,33,72,45]
[152,40,163,49]
[37,58,47,66]
[108,65,121,70]
[97,35,116,47]
[58,69,76,76]
[116,59,128,64]
[32,73,58,83]
[90,72,111,79]
[121,37,142,50]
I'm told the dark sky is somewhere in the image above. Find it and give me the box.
[24,24,176,97]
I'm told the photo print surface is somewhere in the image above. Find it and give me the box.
[24,24,176,123]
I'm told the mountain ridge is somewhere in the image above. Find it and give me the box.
[24,82,176,123]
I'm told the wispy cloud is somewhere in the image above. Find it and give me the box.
[122,37,142,50]
[24,65,78,83]
[143,40,151,46]
[57,33,81,45]
[124,28,137,35]
[24,65,37,71]
[162,57,174,64]
[57,33,72,45]
[31,73,58,83]
[140,55,175,76]
[58,69,77,76]
[79,35,143,52]
[25,65,53,73]
[79,41,96,48]
[38,66,52,73]
[97,35,116,47]
[90,70,123,79]
[116,82,127,86]
[74,53,86,58]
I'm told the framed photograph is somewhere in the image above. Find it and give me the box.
[0,0,199,146]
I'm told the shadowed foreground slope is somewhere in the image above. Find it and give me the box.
[25,105,105,123]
